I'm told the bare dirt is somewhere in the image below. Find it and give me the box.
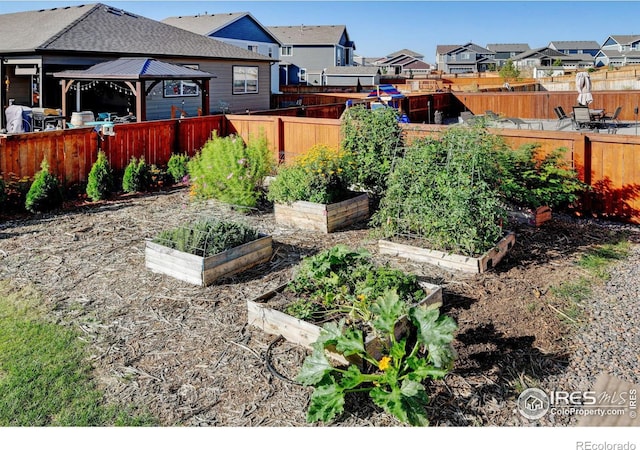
[0,187,637,426]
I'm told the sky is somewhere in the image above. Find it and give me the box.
[1,0,640,63]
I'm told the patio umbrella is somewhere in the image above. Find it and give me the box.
[576,71,593,106]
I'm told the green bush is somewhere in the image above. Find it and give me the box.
[25,159,63,213]
[497,144,588,209]
[153,219,260,257]
[122,156,151,193]
[372,126,507,257]
[340,105,404,197]
[86,151,114,202]
[187,131,274,208]
[167,153,190,184]
[267,145,354,204]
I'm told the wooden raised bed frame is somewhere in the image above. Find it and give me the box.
[145,235,272,286]
[247,281,442,364]
[378,232,516,274]
[508,205,552,227]
[273,192,369,233]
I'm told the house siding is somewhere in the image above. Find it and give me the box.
[212,16,275,43]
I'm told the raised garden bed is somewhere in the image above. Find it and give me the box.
[273,192,369,233]
[378,232,516,274]
[145,220,272,286]
[247,279,442,365]
[508,205,552,227]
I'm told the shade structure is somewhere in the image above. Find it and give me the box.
[576,71,593,106]
[367,84,404,99]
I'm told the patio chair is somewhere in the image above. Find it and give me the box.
[601,106,622,134]
[554,106,571,129]
[572,106,602,131]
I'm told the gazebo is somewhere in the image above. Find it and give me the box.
[53,57,215,122]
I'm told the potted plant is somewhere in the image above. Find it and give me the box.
[497,144,588,226]
[267,144,369,233]
[145,219,272,286]
[247,245,442,363]
[373,126,514,273]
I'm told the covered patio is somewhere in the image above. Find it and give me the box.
[53,58,215,123]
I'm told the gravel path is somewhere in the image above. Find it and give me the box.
[540,230,640,426]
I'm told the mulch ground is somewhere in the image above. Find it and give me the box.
[0,186,637,426]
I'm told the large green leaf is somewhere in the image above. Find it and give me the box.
[406,356,449,382]
[334,326,365,357]
[339,364,367,390]
[371,289,406,335]
[296,347,333,386]
[306,381,345,423]
[411,305,457,368]
[370,379,430,426]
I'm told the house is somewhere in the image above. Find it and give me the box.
[0,3,276,128]
[161,12,282,94]
[549,40,600,57]
[267,24,356,85]
[435,42,496,73]
[512,47,594,76]
[373,49,433,78]
[323,66,380,87]
[486,43,530,67]
[595,35,640,67]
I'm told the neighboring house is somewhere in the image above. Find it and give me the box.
[512,47,593,74]
[486,43,530,67]
[161,11,282,94]
[323,66,379,87]
[548,40,600,57]
[595,35,640,67]
[435,42,496,73]
[0,3,276,127]
[373,49,432,77]
[267,24,356,85]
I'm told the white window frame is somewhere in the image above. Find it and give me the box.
[233,65,259,94]
[299,68,307,83]
[163,64,201,98]
[281,46,293,56]
[248,45,259,53]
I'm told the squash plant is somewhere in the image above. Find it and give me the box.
[296,289,457,426]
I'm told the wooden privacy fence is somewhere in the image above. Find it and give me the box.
[0,115,224,185]
[2,114,640,223]
[455,90,640,122]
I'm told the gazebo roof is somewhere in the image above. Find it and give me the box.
[53,57,216,80]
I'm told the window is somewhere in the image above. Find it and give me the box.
[163,80,199,97]
[461,53,470,60]
[299,68,307,82]
[163,64,200,97]
[233,66,258,94]
[248,45,258,53]
[281,46,293,56]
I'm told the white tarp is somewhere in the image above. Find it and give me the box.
[576,71,593,106]
[4,104,32,133]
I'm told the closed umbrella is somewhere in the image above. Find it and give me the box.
[576,71,593,106]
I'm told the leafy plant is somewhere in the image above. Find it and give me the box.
[122,156,152,193]
[497,144,588,209]
[187,131,274,208]
[167,153,190,184]
[24,159,63,213]
[296,289,457,426]
[86,150,114,201]
[267,144,354,204]
[286,245,426,325]
[372,126,507,256]
[340,105,404,198]
[153,219,260,257]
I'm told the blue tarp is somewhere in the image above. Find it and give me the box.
[367,84,404,99]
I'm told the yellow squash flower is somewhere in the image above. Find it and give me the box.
[378,356,391,371]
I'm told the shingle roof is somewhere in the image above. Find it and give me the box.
[549,40,600,50]
[324,66,379,76]
[387,48,424,59]
[609,35,640,45]
[0,3,274,61]
[514,47,583,61]
[268,25,348,46]
[161,12,248,35]
[486,43,530,52]
[53,57,215,80]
